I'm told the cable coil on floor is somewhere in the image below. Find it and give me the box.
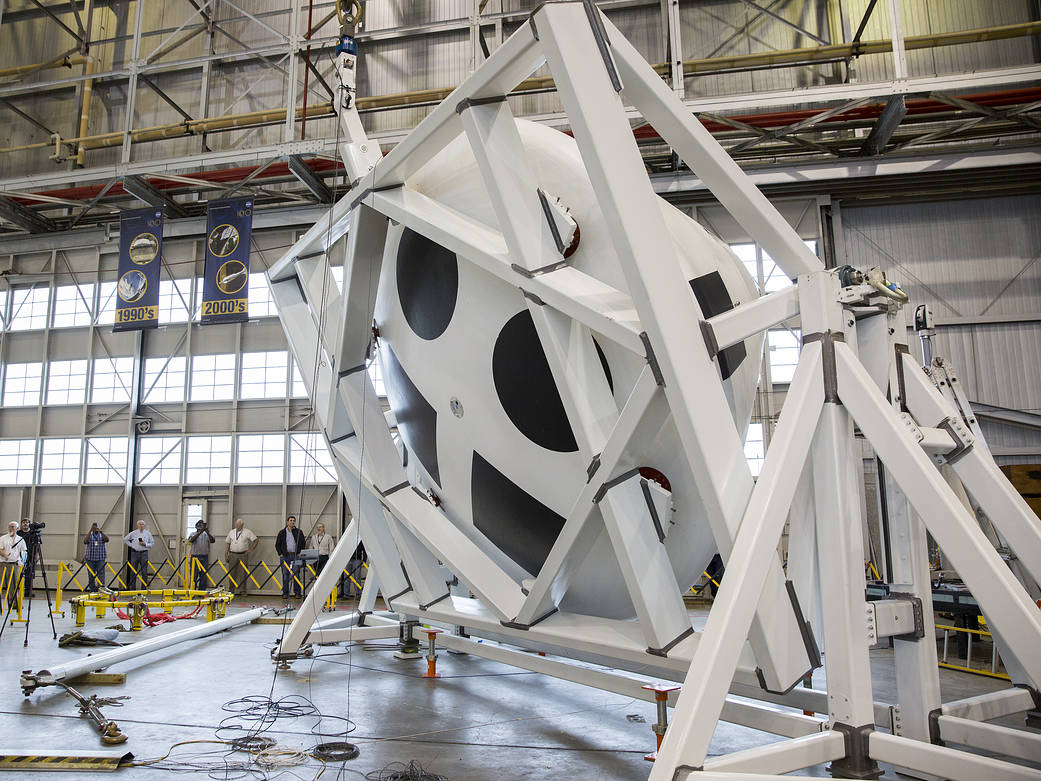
[312,741,360,762]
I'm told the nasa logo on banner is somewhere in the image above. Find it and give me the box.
[113,207,163,331]
[201,198,253,324]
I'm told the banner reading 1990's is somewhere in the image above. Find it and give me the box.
[114,207,164,331]
[201,197,253,325]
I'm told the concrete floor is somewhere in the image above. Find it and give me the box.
[0,597,1033,780]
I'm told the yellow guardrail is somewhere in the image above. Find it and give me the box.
[53,556,368,613]
[937,622,1009,680]
[1,565,24,624]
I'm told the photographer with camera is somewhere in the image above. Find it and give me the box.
[17,518,41,598]
[83,523,109,592]
[188,520,215,591]
[122,520,154,590]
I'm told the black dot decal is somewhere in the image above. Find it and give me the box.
[382,346,440,487]
[396,228,458,340]
[689,271,747,381]
[471,451,565,576]
[594,338,613,394]
[492,310,578,453]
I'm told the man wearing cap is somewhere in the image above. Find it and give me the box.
[0,522,26,601]
[188,520,215,591]
[224,518,258,595]
[122,519,155,590]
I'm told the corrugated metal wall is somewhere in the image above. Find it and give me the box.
[842,194,1041,463]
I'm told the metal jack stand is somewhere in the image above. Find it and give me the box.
[56,682,129,745]
[422,628,443,679]
[641,684,679,762]
[394,620,422,661]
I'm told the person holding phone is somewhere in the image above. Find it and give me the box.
[122,519,154,590]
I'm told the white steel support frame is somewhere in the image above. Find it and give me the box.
[266,4,1041,779]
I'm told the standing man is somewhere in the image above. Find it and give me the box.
[224,518,258,596]
[188,520,215,591]
[123,519,154,590]
[0,522,26,602]
[310,522,335,576]
[83,523,109,592]
[274,515,305,599]
[17,518,38,598]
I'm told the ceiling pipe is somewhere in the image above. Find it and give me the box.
[1,20,1039,164]
[0,53,88,81]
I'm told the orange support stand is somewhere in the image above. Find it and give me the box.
[641,683,680,761]
[422,628,443,679]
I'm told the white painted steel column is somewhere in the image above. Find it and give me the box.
[660,0,683,97]
[836,343,1041,690]
[886,0,909,81]
[120,0,145,164]
[276,520,358,657]
[602,14,824,281]
[787,462,822,650]
[536,1,810,692]
[799,272,877,738]
[284,0,301,142]
[458,97,690,647]
[647,344,825,777]
[877,314,940,749]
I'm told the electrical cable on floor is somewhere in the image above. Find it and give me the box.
[364,760,448,781]
[217,694,356,741]
[313,742,360,762]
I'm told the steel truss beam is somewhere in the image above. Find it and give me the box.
[256,7,1041,780]
[0,195,57,233]
[287,155,333,203]
[121,176,186,218]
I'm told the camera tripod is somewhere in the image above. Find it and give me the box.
[0,529,58,646]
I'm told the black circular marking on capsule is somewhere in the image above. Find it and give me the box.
[689,270,747,381]
[396,228,458,341]
[594,338,613,394]
[471,451,565,576]
[381,346,440,487]
[492,310,578,453]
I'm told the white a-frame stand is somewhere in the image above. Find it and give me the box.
[266,3,1041,779]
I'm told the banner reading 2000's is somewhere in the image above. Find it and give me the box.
[114,207,163,331]
[201,198,253,325]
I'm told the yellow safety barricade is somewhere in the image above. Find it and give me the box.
[109,562,128,590]
[148,560,170,586]
[216,559,238,591]
[937,622,1009,680]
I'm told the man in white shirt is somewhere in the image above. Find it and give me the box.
[0,522,26,601]
[122,519,155,590]
[224,518,258,595]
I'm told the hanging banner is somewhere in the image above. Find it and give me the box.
[114,207,163,331]
[201,197,253,325]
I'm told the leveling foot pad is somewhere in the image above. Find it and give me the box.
[393,648,423,661]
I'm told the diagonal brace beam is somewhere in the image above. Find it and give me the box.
[122,175,187,218]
